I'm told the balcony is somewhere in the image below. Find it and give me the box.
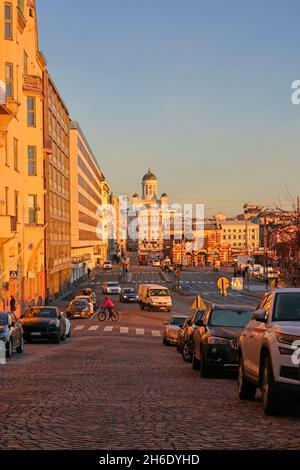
[23,75,42,94]
[0,216,18,243]
[0,101,20,148]
[18,8,27,32]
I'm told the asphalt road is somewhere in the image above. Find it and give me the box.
[1,265,300,450]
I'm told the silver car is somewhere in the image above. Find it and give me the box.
[102,281,121,295]
[163,315,188,346]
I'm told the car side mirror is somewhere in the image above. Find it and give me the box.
[253,309,267,323]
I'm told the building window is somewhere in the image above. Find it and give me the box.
[24,51,28,75]
[5,134,9,165]
[14,191,19,222]
[28,146,37,175]
[4,3,13,39]
[28,195,37,223]
[5,187,9,215]
[27,97,36,127]
[5,63,13,98]
[14,138,18,171]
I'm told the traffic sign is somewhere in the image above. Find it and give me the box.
[231,277,244,291]
[9,271,18,280]
[217,277,229,291]
[191,294,207,310]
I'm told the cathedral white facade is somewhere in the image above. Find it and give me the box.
[130,169,169,253]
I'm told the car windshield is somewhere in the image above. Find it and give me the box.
[107,282,118,287]
[150,289,169,296]
[273,293,300,321]
[0,314,8,326]
[73,300,87,309]
[170,317,186,327]
[25,308,57,319]
[209,309,253,327]
[124,288,135,293]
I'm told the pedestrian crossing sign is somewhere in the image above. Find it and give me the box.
[191,295,206,310]
[231,277,243,291]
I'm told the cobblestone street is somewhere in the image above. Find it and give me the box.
[1,289,300,450]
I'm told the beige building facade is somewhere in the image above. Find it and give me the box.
[0,0,46,314]
[69,121,108,281]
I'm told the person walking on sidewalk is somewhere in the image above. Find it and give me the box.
[10,295,16,313]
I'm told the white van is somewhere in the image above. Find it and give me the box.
[138,284,172,311]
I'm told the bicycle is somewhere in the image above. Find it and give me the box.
[98,307,119,322]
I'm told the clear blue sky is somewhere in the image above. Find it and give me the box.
[37,0,300,216]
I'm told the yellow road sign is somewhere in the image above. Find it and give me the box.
[231,277,244,291]
[191,294,207,310]
[217,277,229,291]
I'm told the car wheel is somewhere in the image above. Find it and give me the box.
[163,337,169,346]
[192,349,200,370]
[238,356,256,400]
[182,341,192,363]
[262,356,281,415]
[141,303,145,310]
[6,339,12,358]
[147,304,152,311]
[16,337,24,354]
[199,347,211,378]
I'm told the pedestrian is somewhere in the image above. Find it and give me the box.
[10,295,16,313]
[87,267,91,279]
[265,277,270,291]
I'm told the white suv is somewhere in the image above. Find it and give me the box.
[238,288,300,415]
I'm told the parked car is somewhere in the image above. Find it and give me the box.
[163,315,189,346]
[138,284,172,311]
[119,287,138,303]
[177,309,206,362]
[238,289,300,415]
[66,297,94,319]
[0,311,24,358]
[75,295,96,313]
[192,304,254,377]
[80,288,99,310]
[152,259,161,267]
[102,281,121,295]
[103,261,112,270]
[21,307,66,344]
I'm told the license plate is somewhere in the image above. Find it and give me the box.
[31,332,41,336]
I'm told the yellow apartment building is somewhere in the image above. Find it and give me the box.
[43,71,71,302]
[0,0,46,314]
[69,121,108,282]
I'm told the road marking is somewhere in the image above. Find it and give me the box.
[152,330,161,337]
[136,328,145,335]
[120,327,129,334]
[88,325,99,331]
[104,326,113,332]
[74,325,85,330]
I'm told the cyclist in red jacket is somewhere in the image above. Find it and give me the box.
[102,296,115,318]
